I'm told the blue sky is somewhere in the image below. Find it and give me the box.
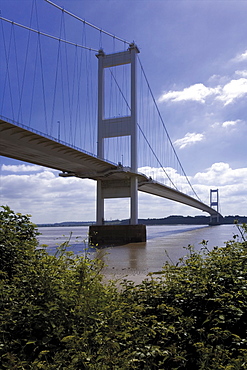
[0,0,247,223]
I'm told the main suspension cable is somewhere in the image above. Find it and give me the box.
[44,0,131,46]
[0,16,98,52]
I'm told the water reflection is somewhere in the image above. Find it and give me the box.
[95,242,147,275]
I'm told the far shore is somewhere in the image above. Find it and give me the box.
[37,214,247,227]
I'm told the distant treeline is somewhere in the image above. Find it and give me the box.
[139,215,247,225]
[38,215,247,227]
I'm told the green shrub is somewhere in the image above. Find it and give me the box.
[0,206,116,369]
[1,205,247,369]
[119,225,247,369]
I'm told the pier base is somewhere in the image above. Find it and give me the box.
[89,224,146,246]
[209,214,222,225]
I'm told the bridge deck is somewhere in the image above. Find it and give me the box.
[0,118,220,216]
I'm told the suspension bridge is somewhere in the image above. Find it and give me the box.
[0,0,221,244]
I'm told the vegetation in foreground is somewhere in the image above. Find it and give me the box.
[1,205,247,369]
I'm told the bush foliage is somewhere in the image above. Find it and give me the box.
[1,205,247,369]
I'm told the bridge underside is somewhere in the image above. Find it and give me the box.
[0,119,220,217]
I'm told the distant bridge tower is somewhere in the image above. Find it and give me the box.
[96,43,140,226]
[210,189,220,224]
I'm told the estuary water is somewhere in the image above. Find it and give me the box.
[38,224,240,283]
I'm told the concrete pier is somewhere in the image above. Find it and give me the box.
[89,224,146,246]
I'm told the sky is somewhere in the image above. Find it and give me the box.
[0,0,247,224]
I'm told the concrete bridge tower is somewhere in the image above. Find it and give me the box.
[209,189,221,224]
[89,43,146,245]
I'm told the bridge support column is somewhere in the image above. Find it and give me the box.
[91,43,146,244]
[96,180,104,225]
[130,176,138,225]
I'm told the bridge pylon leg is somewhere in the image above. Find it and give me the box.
[96,180,104,225]
[130,176,138,225]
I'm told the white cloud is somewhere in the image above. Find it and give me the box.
[158,78,247,106]
[222,120,240,128]
[1,164,45,172]
[0,170,97,223]
[194,162,247,186]
[174,132,204,149]
[232,50,247,63]
[158,83,219,104]
[211,119,242,130]
[216,78,247,105]
[235,70,247,78]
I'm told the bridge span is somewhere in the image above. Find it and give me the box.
[0,8,222,245]
[0,118,220,218]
